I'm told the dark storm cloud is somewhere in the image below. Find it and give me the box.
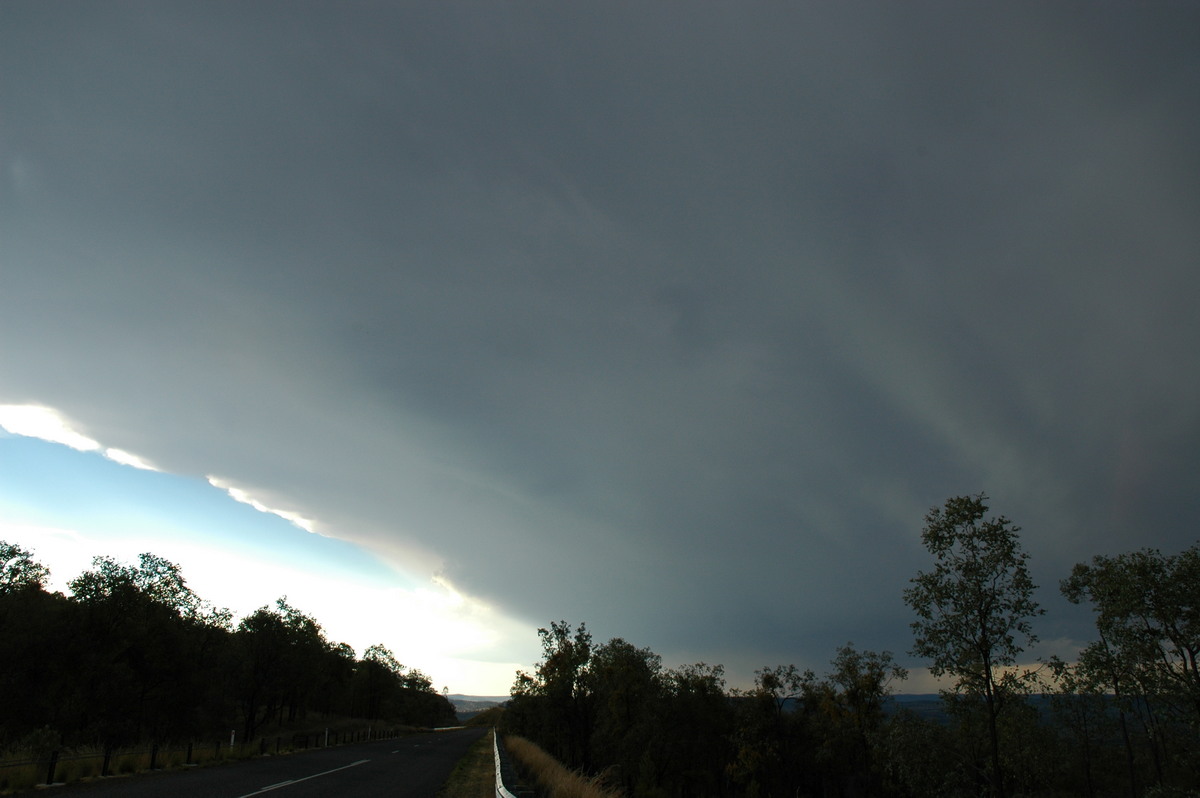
[2,1,1198,679]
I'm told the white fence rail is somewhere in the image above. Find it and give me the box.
[493,729,530,798]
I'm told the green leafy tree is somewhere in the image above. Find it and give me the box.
[66,553,229,743]
[1047,656,1134,798]
[731,664,816,796]
[903,493,1042,798]
[877,708,973,796]
[351,644,454,727]
[510,621,595,768]
[658,662,733,797]
[1063,546,1200,721]
[0,544,65,747]
[586,637,664,794]
[316,641,357,717]
[0,540,50,594]
[1062,544,1200,792]
[235,597,325,738]
[821,644,908,793]
[356,643,404,720]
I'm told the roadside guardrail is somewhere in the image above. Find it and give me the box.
[493,729,533,798]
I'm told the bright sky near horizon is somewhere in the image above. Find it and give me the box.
[0,407,532,694]
[2,2,1198,696]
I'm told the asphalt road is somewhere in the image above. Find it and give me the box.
[53,726,489,798]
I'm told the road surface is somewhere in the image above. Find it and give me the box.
[54,726,489,798]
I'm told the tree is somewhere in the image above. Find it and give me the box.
[903,493,1042,798]
[755,663,812,718]
[659,662,733,797]
[1062,544,1200,792]
[234,596,335,738]
[66,553,225,743]
[0,543,64,747]
[0,540,50,594]
[731,664,816,796]
[350,644,454,727]
[510,621,595,768]
[823,643,908,790]
[356,643,403,720]
[585,638,664,794]
[1063,545,1200,721]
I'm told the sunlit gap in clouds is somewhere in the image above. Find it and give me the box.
[0,404,160,471]
[0,403,318,539]
[205,474,318,534]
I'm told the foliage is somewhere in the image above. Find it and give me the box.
[510,621,596,768]
[1062,546,1200,720]
[506,623,734,796]
[0,541,456,752]
[9,486,1200,798]
[496,497,1200,798]
[903,493,1042,798]
[0,540,50,594]
[1062,543,1200,795]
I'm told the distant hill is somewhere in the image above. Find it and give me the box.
[886,693,1071,724]
[887,694,947,721]
[447,694,509,719]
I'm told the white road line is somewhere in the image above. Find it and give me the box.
[236,759,370,797]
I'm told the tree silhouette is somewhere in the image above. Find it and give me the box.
[904,494,1042,798]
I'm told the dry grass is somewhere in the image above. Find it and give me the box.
[0,745,204,793]
[437,729,496,798]
[503,735,624,798]
[0,759,40,794]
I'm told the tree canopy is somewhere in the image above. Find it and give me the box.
[0,543,455,751]
[904,493,1042,798]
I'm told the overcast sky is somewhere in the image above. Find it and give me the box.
[2,2,1198,695]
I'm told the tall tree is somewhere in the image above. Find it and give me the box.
[1063,545,1200,722]
[660,662,733,796]
[67,553,222,743]
[824,643,908,791]
[510,621,594,768]
[731,664,816,796]
[585,637,663,794]
[0,542,63,747]
[357,643,404,720]
[903,493,1042,798]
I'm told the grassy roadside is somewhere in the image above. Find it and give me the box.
[438,728,496,798]
[504,735,623,798]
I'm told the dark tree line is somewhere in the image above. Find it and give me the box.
[0,544,456,752]
[504,621,906,797]
[505,495,1200,798]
